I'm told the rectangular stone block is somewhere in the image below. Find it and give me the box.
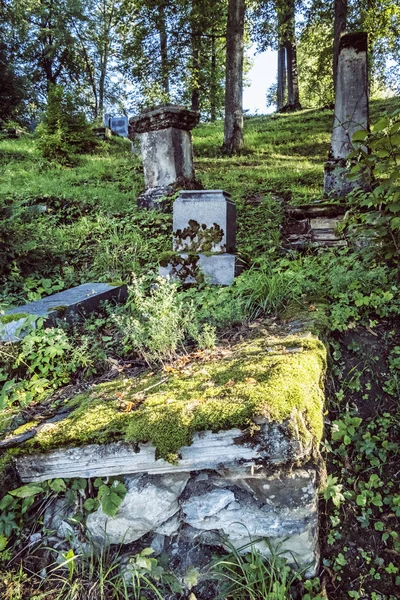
[159,253,242,286]
[108,116,128,138]
[173,190,236,253]
[92,127,112,140]
[140,128,194,188]
[1,283,127,342]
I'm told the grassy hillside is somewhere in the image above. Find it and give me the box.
[1,97,398,310]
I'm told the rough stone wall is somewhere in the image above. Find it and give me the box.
[84,467,319,576]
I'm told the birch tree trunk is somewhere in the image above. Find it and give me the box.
[223,0,245,154]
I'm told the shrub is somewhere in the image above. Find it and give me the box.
[346,109,400,264]
[112,277,194,364]
[36,85,97,165]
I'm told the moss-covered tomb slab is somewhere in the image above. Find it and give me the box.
[11,329,327,482]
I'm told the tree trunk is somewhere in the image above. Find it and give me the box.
[277,46,286,110]
[210,34,217,121]
[286,39,300,110]
[333,0,347,91]
[191,32,200,112]
[284,0,301,110]
[223,0,245,154]
[158,3,169,96]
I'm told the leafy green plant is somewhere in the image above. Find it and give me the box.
[83,478,127,517]
[0,320,92,409]
[112,276,195,364]
[347,109,400,263]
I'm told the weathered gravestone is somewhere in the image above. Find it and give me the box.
[159,190,241,285]
[129,105,200,210]
[0,283,127,343]
[324,32,369,197]
[104,114,129,138]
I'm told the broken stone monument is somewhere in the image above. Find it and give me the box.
[324,32,369,197]
[14,324,326,578]
[282,203,348,250]
[159,190,241,285]
[129,105,200,210]
[92,126,112,140]
[0,282,127,343]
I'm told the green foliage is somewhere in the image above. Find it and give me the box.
[36,85,97,165]
[212,536,302,600]
[112,276,195,363]
[0,320,92,409]
[347,109,400,263]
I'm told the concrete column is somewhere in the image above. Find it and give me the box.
[324,32,369,197]
[129,105,200,210]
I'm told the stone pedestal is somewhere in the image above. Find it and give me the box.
[129,105,200,210]
[324,33,369,197]
[159,190,241,285]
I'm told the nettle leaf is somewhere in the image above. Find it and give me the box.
[390,217,400,231]
[83,498,98,512]
[9,484,44,499]
[49,479,67,493]
[101,491,124,517]
[352,129,368,142]
[0,495,14,510]
[373,117,390,133]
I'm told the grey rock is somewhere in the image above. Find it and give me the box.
[44,498,75,540]
[183,489,235,523]
[86,473,189,545]
[154,514,180,536]
[150,533,166,555]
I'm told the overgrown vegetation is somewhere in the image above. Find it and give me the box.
[1,97,400,598]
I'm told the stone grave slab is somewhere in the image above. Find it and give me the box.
[1,283,127,342]
[104,116,129,138]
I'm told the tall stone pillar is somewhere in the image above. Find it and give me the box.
[129,105,200,210]
[324,33,369,197]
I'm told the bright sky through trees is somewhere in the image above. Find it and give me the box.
[243,48,277,115]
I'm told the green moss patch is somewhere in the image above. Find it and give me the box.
[0,313,28,325]
[19,329,326,461]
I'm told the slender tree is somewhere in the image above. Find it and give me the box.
[333,0,347,90]
[223,0,245,154]
[278,0,301,111]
